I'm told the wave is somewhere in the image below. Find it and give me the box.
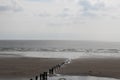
[0,48,120,53]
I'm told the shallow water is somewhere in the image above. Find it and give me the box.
[0,76,119,80]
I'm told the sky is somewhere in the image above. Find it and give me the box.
[0,0,120,41]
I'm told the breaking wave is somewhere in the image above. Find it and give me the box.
[0,48,120,53]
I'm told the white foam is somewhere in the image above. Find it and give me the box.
[0,76,118,80]
[22,52,120,59]
[0,51,120,59]
[48,75,119,80]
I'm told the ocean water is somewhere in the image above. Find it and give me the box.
[0,40,120,58]
[0,40,120,80]
[0,40,120,49]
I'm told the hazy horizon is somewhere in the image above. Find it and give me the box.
[0,39,120,43]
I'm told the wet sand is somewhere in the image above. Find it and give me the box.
[0,57,66,78]
[1,57,120,79]
[58,57,120,79]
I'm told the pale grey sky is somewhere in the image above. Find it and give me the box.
[0,0,120,41]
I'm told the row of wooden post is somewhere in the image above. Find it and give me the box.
[30,59,69,80]
[30,72,47,80]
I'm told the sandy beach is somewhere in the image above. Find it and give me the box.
[0,57,66,78]
[59,57,120,79]
[0,57,120,79]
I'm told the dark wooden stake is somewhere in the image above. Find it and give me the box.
[35,76,38,80]
[44,72,47,80]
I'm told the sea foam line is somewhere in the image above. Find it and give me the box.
[0,52,120,59]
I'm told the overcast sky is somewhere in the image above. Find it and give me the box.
[0,0,120,41]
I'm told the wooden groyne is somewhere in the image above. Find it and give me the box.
[29,59,71,80]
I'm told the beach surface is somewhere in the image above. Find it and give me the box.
[0,57,66,78]
[0,57,120,79]
[58,57,120,79]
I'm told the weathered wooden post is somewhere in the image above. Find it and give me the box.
[49,68,53,74]
[44,72,48,80]
[49,69,53,74]
[51,68,54,74]
[35,76,38,80]
[40,74,44,80]
[40,74,42,80]
[43,73,46,80]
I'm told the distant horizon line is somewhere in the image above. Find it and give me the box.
[0,39,120,43]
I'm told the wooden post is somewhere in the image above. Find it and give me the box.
[51,68,54,74]
[44,72,47,80]
[35,76,38,80]
[43,73,45,80]
[49,69,52,74]
[40,74,42,80]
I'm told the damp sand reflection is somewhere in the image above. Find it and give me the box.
[0,75,119,80]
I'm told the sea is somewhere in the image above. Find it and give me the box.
[0,40,120,58]
[0,40,120,80]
